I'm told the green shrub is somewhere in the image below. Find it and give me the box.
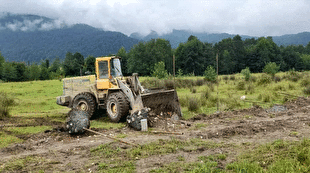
[201,87,212,99]
[0,92,16,118]
[241,67,251,81]
[246,84,255,94]
[285,68,302,82]
[288,83,296,90]
[204,66,217,82]
[236,81,246,90]
[207,83,215,92]
[223,76,229,81]
[195,79,204,86]
[163,80,174,89]
[300,78,310,87]
[152,61,168,79]
[249,76,257,82]
[176,69,183,77]
[274,75,281,82]
[303,86,310,95]
[190,87,197,93]
[179,95,189,107]
[263,62,280,77]
[188,97,200,112]
[230,75,236,80]
[257,74,272,85]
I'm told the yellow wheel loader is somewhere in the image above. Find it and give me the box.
[56,56,181,131]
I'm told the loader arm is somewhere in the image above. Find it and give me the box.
[116,78,144,114]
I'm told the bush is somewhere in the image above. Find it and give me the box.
[249,76,257,82]
[190,87,197,93]
[241,67,251,81]
[201,87,212,99]
[195,79,205,86]
[223,76,229,81]
[152,61,168,79]
[236,81,246,90]
[246,84,255,94]
[229,75,236,80]
[300,78,310,87]
[263,62,280,77]
[188,97,200,112]
[204,66,217,82]
[163,80,174,89]
[283,69,302,82]
[0,92,16,118]
[257,74,272,85]
[303,86,310,95]
[274,76,281,82]
[176,69,183,77]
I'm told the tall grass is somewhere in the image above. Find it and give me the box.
[141,71,307,119]
[0,92,16,118]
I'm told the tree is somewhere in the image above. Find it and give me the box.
[204,65,217,82]
[41,59,50,69]
[63,52,84,76]
[27,63,40,80]
[301,54,310,70]
[0,53,5,80]
[127,39,172,76]
[241,67,251,81]
[49,58,61,73]
[116,47,129,75]
[246,37,282,73]
[12,62,27,81]
[1,62,17,82]
[232,35,246,72]
[263,62,280,78]
[280,46,303,71]
[175,36,208,76]
[39,66,50,80]
[152,61,168,79]
[84,56,96,74]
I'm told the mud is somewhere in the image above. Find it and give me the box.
[1,97,310,172]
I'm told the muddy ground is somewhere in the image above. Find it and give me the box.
[1,97,310,172]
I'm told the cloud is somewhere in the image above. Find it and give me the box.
[0,0,310,36]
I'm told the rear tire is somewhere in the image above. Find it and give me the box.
[106,92,129,123]
[72,93,96,119]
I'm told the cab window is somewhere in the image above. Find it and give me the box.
[98,61,109,79]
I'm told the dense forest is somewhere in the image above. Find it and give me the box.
[1,34,310,82]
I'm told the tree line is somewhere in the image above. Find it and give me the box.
[119,35,310,77]
[1,35,310,82]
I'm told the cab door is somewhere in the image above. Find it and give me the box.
[96,59,111,89]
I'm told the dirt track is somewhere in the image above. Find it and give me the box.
[1,97,310,172]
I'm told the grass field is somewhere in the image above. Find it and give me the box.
[1,71,310,172]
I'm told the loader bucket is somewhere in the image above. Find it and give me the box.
[141,89,182,119]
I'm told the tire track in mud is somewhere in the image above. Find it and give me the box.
[1,97,310,172]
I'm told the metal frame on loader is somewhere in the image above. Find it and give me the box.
[56,56,182,123]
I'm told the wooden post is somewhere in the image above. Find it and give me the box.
[216,52,219,112]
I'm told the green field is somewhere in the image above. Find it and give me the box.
[1,71,310,172]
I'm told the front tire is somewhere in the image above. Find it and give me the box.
[106,92,129,123]
[72,93,96,119]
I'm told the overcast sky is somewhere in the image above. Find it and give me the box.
[0,0,310,36]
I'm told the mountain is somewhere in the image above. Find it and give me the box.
[1,13,310,63]
[132,29,310,48]
[0,14,139,62]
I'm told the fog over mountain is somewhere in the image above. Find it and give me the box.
[1,0,310,37]
[0,13,310,63]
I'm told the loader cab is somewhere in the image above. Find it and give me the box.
[96,56,123,89]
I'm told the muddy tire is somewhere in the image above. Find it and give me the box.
[73,93,96,119]
[106,92,129,123]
